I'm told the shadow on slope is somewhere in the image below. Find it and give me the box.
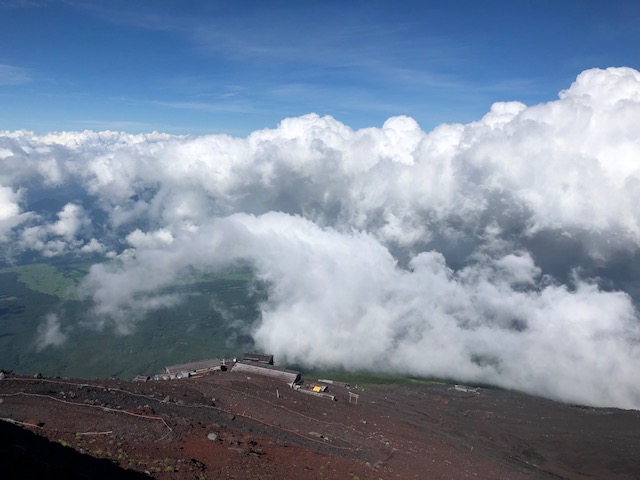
[0,421,148,480]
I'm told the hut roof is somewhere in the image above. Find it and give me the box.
[242,352,274,365]
[165,358,224,376]
[233,360,300,383]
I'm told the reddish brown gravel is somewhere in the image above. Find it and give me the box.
[1,370,639,479]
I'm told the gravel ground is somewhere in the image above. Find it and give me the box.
[1,370,639,479]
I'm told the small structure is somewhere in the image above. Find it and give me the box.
[164,358,226,379]
[453,384,481,394]
[232,360,300,385]
[348,392,360,404]
[133,375,150,382]
[295,386,336,401]
[317,379,350,388]
[242,352,274,365]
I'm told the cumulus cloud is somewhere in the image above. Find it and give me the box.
[0,185,29,241]
[77,213,640,409]
[18,202,96,257]
[2,66,640,408]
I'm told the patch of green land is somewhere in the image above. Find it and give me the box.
[0,263,86,300]
[0,261,265,379]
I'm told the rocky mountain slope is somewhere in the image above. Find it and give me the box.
[1,370,639,479]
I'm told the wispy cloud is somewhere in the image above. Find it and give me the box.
[70,119,161,132]
[34,313,68,351]
[0,0,53,8]
[0,64,31,86]
[151,99,256,114]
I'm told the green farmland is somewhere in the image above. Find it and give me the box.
[0,261,265,379]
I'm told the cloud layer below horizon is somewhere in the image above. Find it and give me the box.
[2,67,640,409]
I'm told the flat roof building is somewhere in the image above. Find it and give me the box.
[233,360,300,385]
[242,352,274,365]
[164,358,226,378]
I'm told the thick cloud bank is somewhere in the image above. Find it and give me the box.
[2,67,640,408]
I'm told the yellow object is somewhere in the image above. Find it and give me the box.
[313,386,322,392]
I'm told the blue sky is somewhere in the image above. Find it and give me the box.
[1,0,639,136]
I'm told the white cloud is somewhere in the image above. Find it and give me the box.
[19,203,93,257]
[0,186,22,223]
[78,212,640,409]
[80,237,106,254]
[50,203,90,239]
[0,185,29,242]
[126,228,174,249]
[34,313,68,350]
[2,67,640,408]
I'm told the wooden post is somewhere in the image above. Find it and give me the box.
[276,388,280,399]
